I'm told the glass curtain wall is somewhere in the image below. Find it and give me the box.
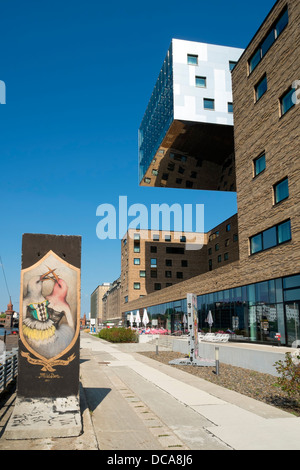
[125,274,300,345]
[138,43,174,182]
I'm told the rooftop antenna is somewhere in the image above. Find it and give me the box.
[0,255,11,303]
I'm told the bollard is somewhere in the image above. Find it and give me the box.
[215,346,219,375]
[156,336,158,355]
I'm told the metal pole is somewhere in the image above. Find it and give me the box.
[295,303,298,344]
[156,336,158,355]
[215,346,219,375]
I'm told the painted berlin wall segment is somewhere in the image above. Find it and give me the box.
[16,245,81,398]
[20,250,80,365]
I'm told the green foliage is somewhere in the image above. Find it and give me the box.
[98,327,138,343]
[274,352,300,402]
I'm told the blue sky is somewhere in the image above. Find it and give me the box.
[0,0,275,315]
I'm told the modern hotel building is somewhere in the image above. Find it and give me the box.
[124,0,300,347]
[138,38,243,191]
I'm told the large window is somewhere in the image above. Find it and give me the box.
[255,75,267,101]
[195,76,206,87]
[248,7,288,73]
[274,178,289,204]
[204,98,215,110]
[187,54,198,65]
[250,219,291,254]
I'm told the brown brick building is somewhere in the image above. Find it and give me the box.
[121,215,239,308]
[102,277,122,325]
[123,0,300,346]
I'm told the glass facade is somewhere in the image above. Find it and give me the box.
[126,274,300,346]
[138,43,174,182]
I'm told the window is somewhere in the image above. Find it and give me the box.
[165,235,171,241]
[209,259,212,271]
[165,271,172,278]
[134,282,140,290]
[151,258,157,267]
[166,259,172,266]
[251,233,263,254]
[150,246,157,253]
[280,87,295,116]
[250,219,291,254]
[225,239,230,247]
[186,180,193,188]
[224,252,229,261]
[255,75,267,101]
[178,166,185,174]
[218,255,222,263]
[134,258,140,265]
[226,223,231,232]
[166,247,185,254]
[274,178,289,204]
[166,283,172,287]
[276,7,289,36]
[152,169,158,176]
[144,177,151,184]
[248,7,288,73]
[180,236,186,242]
[176,178,182,184]
[181,260,188,267]
[154,283,161,290]
[277,220,291,244]
[229,61,237,71]
[208,248,212,255]
[228,102,233,113]
[263,226,277,250]
[134,242,140,253]
[254,153,266,176]
[187,54,198,65]
[190,171,197,178]
[215,243,219,251]
[176,272,183,279]
[125,296,128,303]
[233,233,238,242]
[140,270,146,277]
[162,173,169,180]
[204,98,215,110]
[249,49,261,74]
[195,76,206,87]
[261,29,275,56]
[151,270,157,278]
[152,234,159,241]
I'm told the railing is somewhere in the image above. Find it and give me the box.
[0,348,18,393]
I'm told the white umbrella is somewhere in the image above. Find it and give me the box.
[129,311,134,328]
[135,310,141,328]
[206,310,213,332]
[142,308,149,327]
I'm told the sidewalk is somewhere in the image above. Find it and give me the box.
[1,331,300,450]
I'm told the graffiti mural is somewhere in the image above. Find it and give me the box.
[20,250,80,365]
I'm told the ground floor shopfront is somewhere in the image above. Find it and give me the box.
[125,273,300,347]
